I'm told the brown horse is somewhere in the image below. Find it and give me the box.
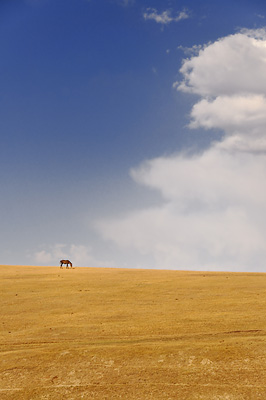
[60,259,73,268]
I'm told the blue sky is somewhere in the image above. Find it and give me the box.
[1,0,266,270]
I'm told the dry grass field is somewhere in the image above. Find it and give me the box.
[1,265,266,399]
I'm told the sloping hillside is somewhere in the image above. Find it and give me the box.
[1,265,266,399]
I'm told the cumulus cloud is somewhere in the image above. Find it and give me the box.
[98,149,266,270]
[34,250,53,265]
[176,30,266,154]
[143,8,189,25]
[96,29,266,271]
[189,95,266,131]
[189,94,266,153]
[176,30,266,96]
[33,243,110,267]
[116,0,135,6]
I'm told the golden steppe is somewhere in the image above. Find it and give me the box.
[1,265,266,399]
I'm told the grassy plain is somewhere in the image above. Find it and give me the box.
[1,265,266,399]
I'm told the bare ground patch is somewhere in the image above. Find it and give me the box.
[1,265,266,399]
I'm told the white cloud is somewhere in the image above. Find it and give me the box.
[177,44,204,56]
[117,0,135,6]
[96,29,266,272]
[98,149,266,271]
[189,95,266,131]
[189,94,266,153]
[176,30,266,154]
[143,8,189,25]
[176,31,266,96]
[34,250,53,265]
[130,150,266,207]
[33,243,110,267]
